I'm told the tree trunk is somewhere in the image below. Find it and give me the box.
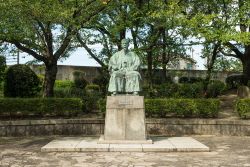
[147,50,153,88]
[241,46,250,85]
[161,29,167,83]
[43,62,58,97]
[204,42,220,97]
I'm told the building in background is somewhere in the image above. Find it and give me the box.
[167,57,197,70]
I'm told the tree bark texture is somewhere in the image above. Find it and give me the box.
[43,62,58,97]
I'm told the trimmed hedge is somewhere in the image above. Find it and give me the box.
[235,99,250,119]
[145,98,220,118]
[0,98,82,117]
[99,98,220,118]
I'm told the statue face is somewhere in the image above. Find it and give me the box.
[121,40,129,49]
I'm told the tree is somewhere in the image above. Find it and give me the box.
[0,0,110,97]
[213,56,243,72]
[77,0,190,86]
[182,0,250,82]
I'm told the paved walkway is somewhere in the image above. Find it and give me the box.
[0,136,250,167]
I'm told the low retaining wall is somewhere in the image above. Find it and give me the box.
[0,118,249,137]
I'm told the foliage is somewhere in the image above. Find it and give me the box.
[176,83,204,98]
[0,98,82,117]
[73,71,88,89]
[0,56,6,82]
[226,74,246,89]
[0,0,110,97]
[213,56,243,72]
[97,98,219,118]
[182,0,250,80]
[85,84,100,92]
[82,91,103,113]
[92,73,109,96]
[4,64,41,97]
[235,99,250,119]
[206,80,226,98]
[179,77,204,84]
[55,80,74,89]
[145,98,220,118]
[54,87,85,98]
[143,82,204,98]
[77,0,191,86]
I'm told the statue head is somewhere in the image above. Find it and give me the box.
[121,39,130,49]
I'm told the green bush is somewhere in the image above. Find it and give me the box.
[226,74,246,89]
[206,80,226,98]
[0,98,82,117]
[152,83,179,98]
[73,71,88,89]
[85,84,100,92]
[54,87,85,98]
[93,73,109,96]
[55,80,74,89]
[179,77,204,84]
[176,83,204,98]
[143,83,204,98]
[145,98,220,118]
[235,99,250,119]
[4,64,41,97]
[0,56,6,82]
[95,98,220,118]
[82,91,102,112]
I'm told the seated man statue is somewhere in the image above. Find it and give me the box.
[108,38,141,95]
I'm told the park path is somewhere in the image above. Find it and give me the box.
[218,89,239,119]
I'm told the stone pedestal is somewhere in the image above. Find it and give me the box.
[99,96,152,144]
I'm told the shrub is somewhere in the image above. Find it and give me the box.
[4,64,41,97]
[206,80,226,98]
[144,83,204,98]
[226,74,246,89]
[145,98,220,118]
[82,91,102,112]
[93,73,109,96]
[179,77,203,84]
[176,83,204,98]
[153,83,179,98]
[73,71,88,89]
[97,98,220,118]
[54,87,85,98]
[235,99,250,119]
[55,80,74,89]
[0,56,6,82]
[142,83,179,98]
[0,98,82,117]
[85,84,100,92]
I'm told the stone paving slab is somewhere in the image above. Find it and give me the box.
[41,137,209,152]
[1,136,250,167]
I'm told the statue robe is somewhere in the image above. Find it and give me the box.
[108,50,141,93]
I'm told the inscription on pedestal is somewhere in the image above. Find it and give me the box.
[103,96,147,142]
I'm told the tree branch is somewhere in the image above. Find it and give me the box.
[225,42,243,58]
[54,27,76,60]
[76,33,106,67]
[14,42,44,61]
[219,50,239,59]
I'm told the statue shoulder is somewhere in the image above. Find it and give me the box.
[130,51,140,59]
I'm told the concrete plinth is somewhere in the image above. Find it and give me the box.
[102,96,149,143]
[41,137,210,152]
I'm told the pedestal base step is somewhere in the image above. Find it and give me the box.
[41,137,210,152]
[98,135,153,144]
